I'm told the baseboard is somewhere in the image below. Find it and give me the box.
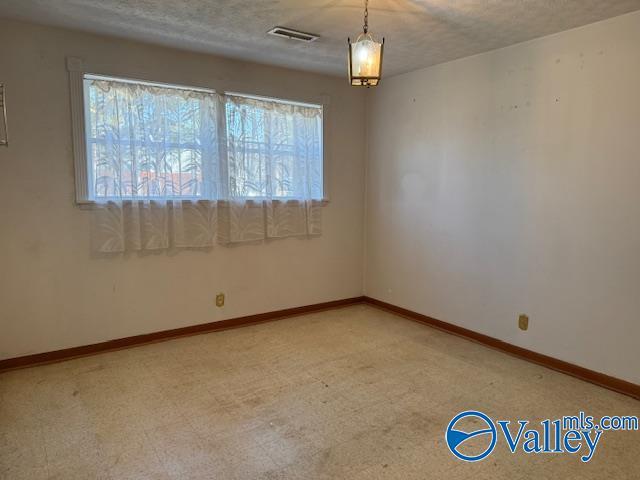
[3,295,638,400]
[0,296,366,372]
[363,296,640,400]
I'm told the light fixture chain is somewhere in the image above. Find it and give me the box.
[363,0,369,33]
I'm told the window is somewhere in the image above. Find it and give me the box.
[225,94,323,200]
[78,74,323,203]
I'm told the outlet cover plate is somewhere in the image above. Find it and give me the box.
[216,293,225,307]
[519,314,529,331]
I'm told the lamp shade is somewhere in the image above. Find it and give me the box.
[348,32,384,87]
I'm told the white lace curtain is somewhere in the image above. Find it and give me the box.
[86,79,323,252]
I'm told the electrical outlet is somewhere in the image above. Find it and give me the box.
[215,293,225,307]
[518,314,529,331]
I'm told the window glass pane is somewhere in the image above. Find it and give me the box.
[84,77,217,200]
[225,95,323,199]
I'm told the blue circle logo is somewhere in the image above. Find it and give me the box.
[446,410,497,462]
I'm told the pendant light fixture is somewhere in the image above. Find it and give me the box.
[348,0,384,87]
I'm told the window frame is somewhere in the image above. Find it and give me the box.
[67,57,330,205]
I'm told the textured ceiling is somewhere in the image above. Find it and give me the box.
[2,1,640,77]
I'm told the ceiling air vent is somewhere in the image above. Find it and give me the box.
[267,27,319,43]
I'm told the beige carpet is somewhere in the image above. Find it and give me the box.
[1,304,638,479]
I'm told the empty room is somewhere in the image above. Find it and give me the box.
[1,1,639,478]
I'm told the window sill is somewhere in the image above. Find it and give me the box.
[77,198,330,210]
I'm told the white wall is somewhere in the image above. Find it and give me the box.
[0,20,366,359]
[365,11,640,384]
